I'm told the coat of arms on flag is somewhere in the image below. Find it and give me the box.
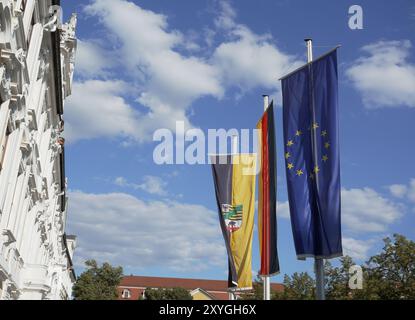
[221,204,243,232]
[211,153,256,289]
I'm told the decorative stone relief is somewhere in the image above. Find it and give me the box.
[0,1,77,300]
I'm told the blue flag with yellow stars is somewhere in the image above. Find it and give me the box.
[281,48,342,260]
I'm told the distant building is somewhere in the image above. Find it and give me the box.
[0,0,77,299]
[118,276,284,300]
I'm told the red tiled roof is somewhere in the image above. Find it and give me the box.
[119,276,284,293]
[210,292,231,300]
[120,276,229,291]
[270,283,284,292]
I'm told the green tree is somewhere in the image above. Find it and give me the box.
[274,272,315,300]
[240,275,285,300]
[311,234,414,300]
[324,255,382,300]
[365,234,415,300]
[143,287,192,300]
[141,288,164,300]
[240,275,263,300]
[72,260,123,300]
[243,234,415,300]
[325,256,356,300]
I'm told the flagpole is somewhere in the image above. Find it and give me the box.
[229,291,236,300]
[305,38,326,301]
[232,135,238,155]
[229,134,238,301]
[262,94,271,301]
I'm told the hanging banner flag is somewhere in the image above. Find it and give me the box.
[256,101,280,276]
[280,48,342,259]
[211,154,256,290]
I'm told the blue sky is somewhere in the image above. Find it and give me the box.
[62,0,415,283]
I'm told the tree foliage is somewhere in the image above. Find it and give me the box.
[240,275,264,300]
[246,234,415,300]
[72,260,123,300]
[273,272,315,300]
[279,234,415,300]
[72,234,414,300]
[143,287,192,300]
[365,234,415,299]
[325,256,356,299]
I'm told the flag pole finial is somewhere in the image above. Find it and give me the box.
[263,95,269,112]
[305,39,313,62]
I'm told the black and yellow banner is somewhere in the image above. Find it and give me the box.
[211,154,256,290]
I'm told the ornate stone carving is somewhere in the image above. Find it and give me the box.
[2,229,16,245]
[0,1,77,300]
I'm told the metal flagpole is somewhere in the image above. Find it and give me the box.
[232,135,238,155]
[229,291,236,300]
[228,134,238,301]
[305,38,313,62]
[262,94,271,301]
[305,38,326,300]
[315,258,325,300]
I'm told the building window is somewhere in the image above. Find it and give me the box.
[121,289,131,299]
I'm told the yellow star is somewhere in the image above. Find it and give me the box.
[314,165,320,174]
[296,169,304,176]
[321,130,327,137]
[287,163,294,170]
[309,173,315,180]
[285,152,291,159]
[286,140,294,147]
[312,122,319,130]
[324,142,330,149]
[295,130,302,136]
[322,155,329,162]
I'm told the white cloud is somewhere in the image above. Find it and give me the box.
[347,40,415,108]
[342,237,373,261]
[83,0,223,140]
[408,179,415,203]
[140,176,167,195]
[114,176,127,186]
[277,201,290,219]
[114,175,168,196]
[389,184,408,198]
[65,80,143,143]
[278,187,403,234]
[75,39,113,77]
[67,190,226,272]
[214,1,237,30]
[66,0,302,143]
[341,187,402,233]
[212,6,302,103]
[387,178,415,204]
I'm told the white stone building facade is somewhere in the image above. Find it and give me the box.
[0,0,76,299]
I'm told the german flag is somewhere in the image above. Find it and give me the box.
[211,154,256,290]
[257,101,280,276]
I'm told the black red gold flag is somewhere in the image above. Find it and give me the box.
[257,101,280,276]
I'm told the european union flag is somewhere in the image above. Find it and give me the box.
[281,48,342,259]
